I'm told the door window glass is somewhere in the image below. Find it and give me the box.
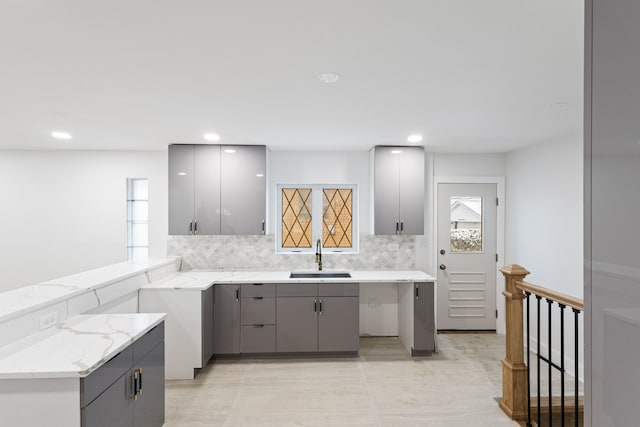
[450,196,483,252]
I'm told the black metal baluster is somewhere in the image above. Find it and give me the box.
[547,298,553,427]
[536,295,542,426]
[574,308,580,427]
[559,304,566,427]
[526,291,532,427]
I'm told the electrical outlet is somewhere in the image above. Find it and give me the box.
[39,312,58,330]
[244,245,255,252]
[388,244,399,251]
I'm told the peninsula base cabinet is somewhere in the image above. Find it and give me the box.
[0,323,166,427]
[81,323,165,427]
[139,287,213,380]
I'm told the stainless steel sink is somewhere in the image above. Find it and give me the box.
[289,272,352,279]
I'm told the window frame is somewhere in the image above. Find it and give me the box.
[276,183,359,254]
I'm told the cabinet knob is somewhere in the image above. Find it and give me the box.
[439,264,447,270]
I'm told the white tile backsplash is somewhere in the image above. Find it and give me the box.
[167,234,416,271]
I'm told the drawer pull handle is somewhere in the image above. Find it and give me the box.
[253,296,264,300]
[254,324,265,328]
[253,283,264,286]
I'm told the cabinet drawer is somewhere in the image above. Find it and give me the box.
[318,283,359,297]
[241,283,275,298]
[81,345,133,408]
[241,325,276,353]
[81,371,133,427]
[277,283,318,297]
[133,322,164,363]
[241,297,275,325]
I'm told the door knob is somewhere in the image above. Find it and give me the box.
[439,264,447,270]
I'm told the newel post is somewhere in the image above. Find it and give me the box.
[498,264,530,420]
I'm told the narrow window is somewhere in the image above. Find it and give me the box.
[127,178,149,260]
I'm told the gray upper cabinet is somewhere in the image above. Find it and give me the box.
[194,145,222,235]
[168,145,221,235]
[168,144,266,235]
[168,145,196,235]
[221,145,267,235]
[373,146,424,235]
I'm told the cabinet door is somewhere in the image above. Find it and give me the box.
[201,287,214,364]
[194,145,221,235]
[220,145,266,235]
[213,285,241,354]
[413,282,435,352]
[168,145,195,235]
[398,146,424,235]
[374,147,400,235]
[276,297,318,352]
[81,373,133,427]
[318,297,359,352]
[133,342,165,427]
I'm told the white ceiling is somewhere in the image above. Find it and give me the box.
[0,1,583,153]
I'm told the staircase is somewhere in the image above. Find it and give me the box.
[499,265,584,427]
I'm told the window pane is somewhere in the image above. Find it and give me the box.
[128,201,148,222]
[450,196,483,252]
[282,188,312,248]
[131,179,148,200]
[322,189,353,248]
[130,223,149,247]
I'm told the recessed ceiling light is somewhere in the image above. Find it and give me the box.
[51,131,72,140]
[407,134,423,143]
[178,172,187,176]
[391,150,403,154]
[318,72,340,84]
[204,133,220,141]
[256,173,264,178]
[224,149,236,154]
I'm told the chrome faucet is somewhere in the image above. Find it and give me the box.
[315,239,323,271]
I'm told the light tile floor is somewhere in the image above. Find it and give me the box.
[165,334,521,426]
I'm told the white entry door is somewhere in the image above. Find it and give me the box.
[437,183,497,330]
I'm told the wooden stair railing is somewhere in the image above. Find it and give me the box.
[499,264,584,427]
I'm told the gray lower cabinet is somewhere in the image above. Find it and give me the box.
[276,296,319,352]
[240,284,276,353]
[213,284,240,354]
[413,282,435,354]
[277,283,359,353]
[202,286,214,363]
[318,297,359,352]
[81,323,165,427]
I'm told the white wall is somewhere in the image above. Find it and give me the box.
[505,134,583,377]
[0,150,168,291]
[268,150,371,233]
[505,136,583,298]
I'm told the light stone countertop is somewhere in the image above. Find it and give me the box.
[0,313,166,379]
[142,270,436,291]
[0,258,179,323]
